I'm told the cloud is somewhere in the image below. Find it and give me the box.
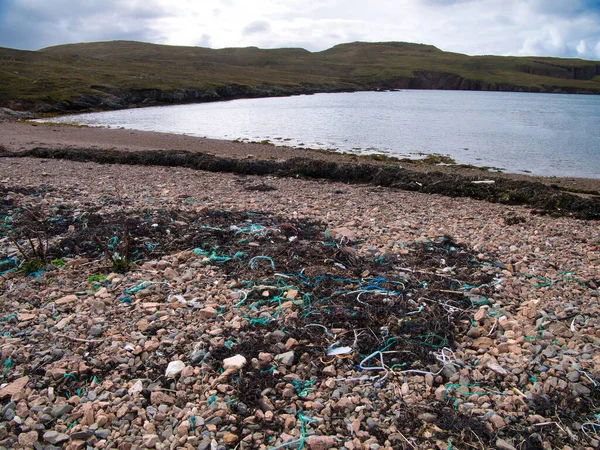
[0,0,171,49]
[0,0,598,59]
[242,20,271,36]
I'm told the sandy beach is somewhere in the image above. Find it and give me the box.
[0,120,599,449]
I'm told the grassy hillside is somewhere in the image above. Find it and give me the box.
[1,40,599,113]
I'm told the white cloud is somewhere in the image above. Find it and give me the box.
[0,0,598,58]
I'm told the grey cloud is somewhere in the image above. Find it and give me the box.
[0,0,169,50]
[242,20,271,36]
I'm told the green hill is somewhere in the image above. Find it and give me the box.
[1,40,599,113]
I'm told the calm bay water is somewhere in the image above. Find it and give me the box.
[48,90,600,178]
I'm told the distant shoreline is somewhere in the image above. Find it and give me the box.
[2,120,599,189]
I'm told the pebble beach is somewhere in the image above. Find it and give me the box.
[0,121,599,450]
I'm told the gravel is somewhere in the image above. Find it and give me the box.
[0,152,599,450]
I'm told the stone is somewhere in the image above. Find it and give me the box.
[51,404,73,417]
[306,435,336,450]
[566,371,580,382]
[3,407,14,421]
[573,383,591,396]
[366,417,378,429]
[489,414,506,429]
[496,438,517,450]
[222,432,238,445]
[486,360,508,376]
[150,391,175,406]
[18,431,39,446]
[435,386,447,401]
[137,318,149,331]
[89,325,103,337]
[323,365,336,377]
[142,434,160,448]
[177,421,189,437]
[329,227,356,240]
[163,268,178,279]
[43,431,69,444]
[128,380,144,396]
[95,428,111,439]
[418,413,437,423]
[471,337,493,349]
[284,338,298,350]
[474,307,488,322]
[258,352,273,362]
[199,306,218,320]
[189,348,207,364]
[542,346,558,359]
[55,294,78,306]
[18,312,36,322]
[223,354,247,370]
[165,360,186,378]
[275,351,295,367]
[39,414,53,424]
[70,430,93,441]
[0,376,29,398]
[197,440,211,450]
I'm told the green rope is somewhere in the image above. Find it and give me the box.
[2,359,12,376]
[291,379,315,397]
[408,334,446,348]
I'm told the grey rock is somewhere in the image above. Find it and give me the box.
[2,409,15,422]
[567,371,580,382]
[43,431,69,444]
[573,383,592,396]
[89,325,103,337]
[38,414,53,424]
[189,349,207,365]
[235,402,248,415]
[205,417,222,425]
[274,351,295,367]
[95,428,112,439]
[70,430,93,440]
[442,363,458,378]
[542,346,558,359]
[197,440,211,450]
[1,402,15,415]
[50,405,73,418]
[366,418,379,429]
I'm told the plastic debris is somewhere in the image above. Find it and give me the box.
[327,345,353,356]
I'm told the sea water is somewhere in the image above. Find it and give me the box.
[47,90,600,178]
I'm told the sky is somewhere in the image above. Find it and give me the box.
[0,0,599,59]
